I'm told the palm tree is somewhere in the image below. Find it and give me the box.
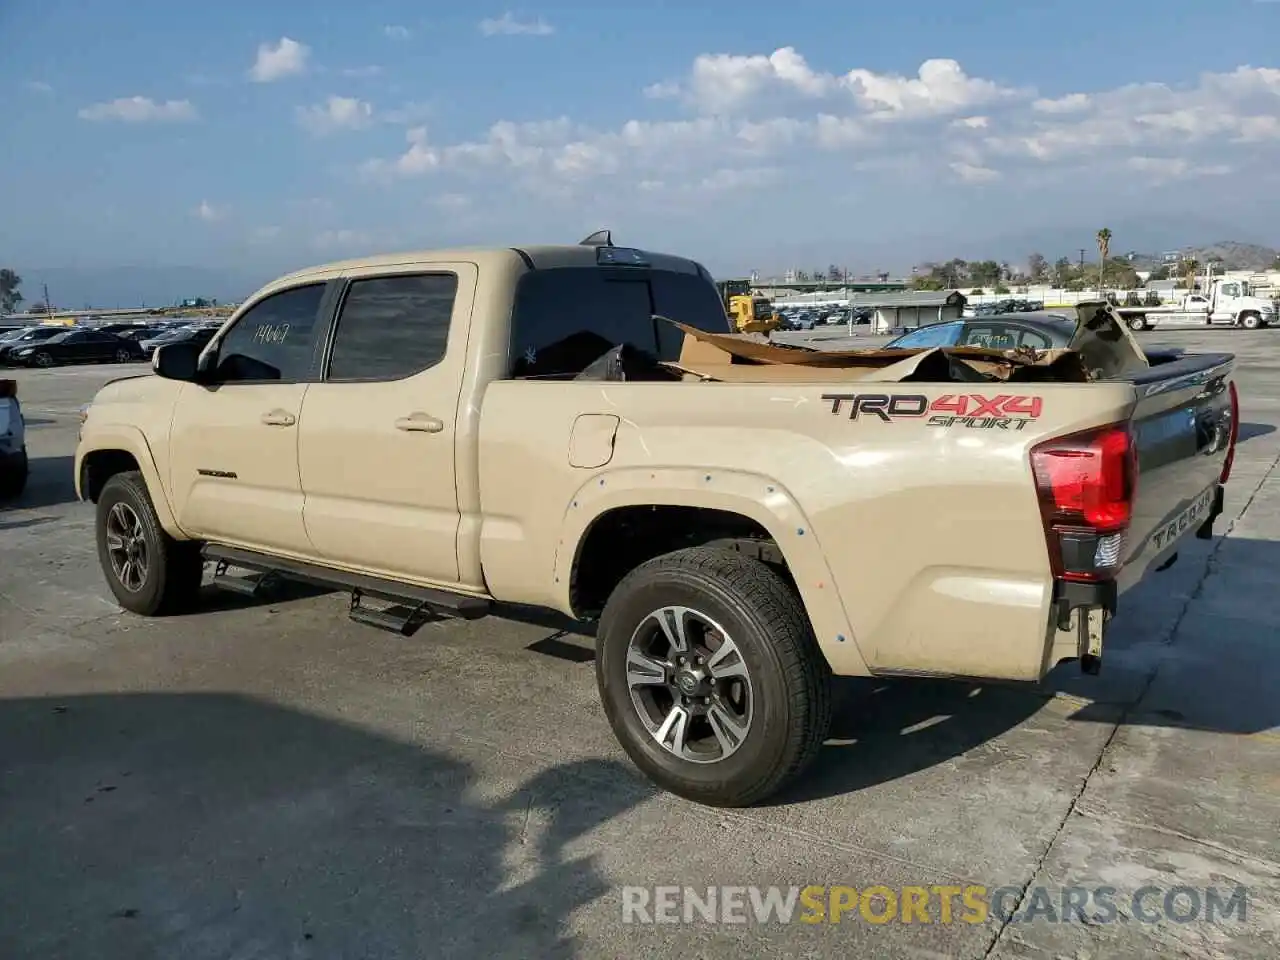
[0,269,22,313]
[1182,258,1200,291]
[1095,228,1112,294]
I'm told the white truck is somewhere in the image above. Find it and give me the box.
[1119,278,1276,331]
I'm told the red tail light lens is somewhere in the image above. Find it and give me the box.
[1220,381,1239,484]
[1031,424,1136,533]
[1031,423,1137,581]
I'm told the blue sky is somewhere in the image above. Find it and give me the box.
[4,0,1280,283]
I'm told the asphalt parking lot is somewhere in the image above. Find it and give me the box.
[2,330,1279,959]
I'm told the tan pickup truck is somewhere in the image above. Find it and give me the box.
[75,238,1239,807]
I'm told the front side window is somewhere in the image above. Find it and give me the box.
[213,283,325,382]
[327,274,458,381]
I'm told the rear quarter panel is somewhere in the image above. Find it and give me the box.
[477,379,1138,681]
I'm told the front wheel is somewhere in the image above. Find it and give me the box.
[596,546,832,807]
[1241,312,1262,330]
[1127,315,1147,331]
[33,352,53,368]
[96,471,204,615]
[115,348,133,362]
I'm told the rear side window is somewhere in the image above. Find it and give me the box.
[508,267,728,377]
[327,274,457,381]
[215,283,326,382]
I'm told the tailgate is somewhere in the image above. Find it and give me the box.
[1119,352,1235,590]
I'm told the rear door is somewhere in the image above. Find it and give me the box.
[298,264,476,586]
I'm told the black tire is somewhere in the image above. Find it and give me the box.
[96,470,203,615]
[114,348,132,363]
[596,546,832,807]
[0,449,28,500]
[33,352,53,368]
[1127,315,1147,331]
[1241,312,1261,330]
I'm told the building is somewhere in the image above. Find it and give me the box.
[847,290,967,332]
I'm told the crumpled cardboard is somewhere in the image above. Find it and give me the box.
[659,301,1144,384]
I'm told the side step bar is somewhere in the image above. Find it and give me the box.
[202,544,491,635]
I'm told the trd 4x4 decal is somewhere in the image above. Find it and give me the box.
[821,393,1044,430]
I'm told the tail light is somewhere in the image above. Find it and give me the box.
[0,380,15,398]
[1219,381,1239,484]
[1031,423,1137,582]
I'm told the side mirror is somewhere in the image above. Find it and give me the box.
[153,341,203,382]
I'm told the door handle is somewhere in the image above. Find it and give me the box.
[395,413,444,433]
[260,410,296,427]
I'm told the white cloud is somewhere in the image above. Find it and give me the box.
[479,13,555,36]
[248,225,282,244]
[384,25,411,40]
[194,200,223,221]
[296,96,374,134]
[949,162,1000,183]
[341,65,383,78]
[24,80,53,95]
[1032,93,1091,114]
[78,96,197,122]
[356,53,1280,210]
[381,101,433,125]
[249,37,310,82]
[653,48,1023,119]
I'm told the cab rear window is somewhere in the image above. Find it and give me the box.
[508,266,728,378]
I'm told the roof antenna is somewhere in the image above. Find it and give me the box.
[578,229,613,247]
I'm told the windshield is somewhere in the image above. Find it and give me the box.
[885,321,964,350]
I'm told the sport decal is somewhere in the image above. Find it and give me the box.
[821,393,1044,430]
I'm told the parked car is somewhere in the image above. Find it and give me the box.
[8,329,146,367]
[0,326,65,365]
[139,326,217,355]
[0,378,27,499]
[884,315,1077,351]
[77,239,1237,808]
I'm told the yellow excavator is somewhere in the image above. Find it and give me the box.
[716,279,781,333]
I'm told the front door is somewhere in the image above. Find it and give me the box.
[298,265,476,587]
[167,282,329,556]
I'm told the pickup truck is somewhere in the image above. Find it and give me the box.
[75,238,1240,807]
[1118,278,1275,331]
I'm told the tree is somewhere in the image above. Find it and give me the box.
[970,260,1001,286]
[1177,258,1200,290]
[909,275,946,291]
[1053,257,1073,287]
[828,264,844,282]
[0,269,22,313]
[994,283,1011,295]
[1027,253,1048,283]
[1095,227,1112,291]
[1147,265,1170,282]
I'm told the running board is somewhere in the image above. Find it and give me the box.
[201,544,491,633]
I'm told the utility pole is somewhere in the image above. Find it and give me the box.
[42,283,52,321]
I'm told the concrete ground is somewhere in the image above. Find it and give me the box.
[1,330,1278,959]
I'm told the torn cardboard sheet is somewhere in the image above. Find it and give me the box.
[659,319,1091,383]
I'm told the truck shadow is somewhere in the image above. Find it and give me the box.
[1238,421,1276,443]
[0,692,653,959]
[0,454,78,512]
[778,533,1280,805]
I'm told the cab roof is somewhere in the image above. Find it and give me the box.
[270,243,705,287]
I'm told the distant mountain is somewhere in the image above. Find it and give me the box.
[1179,241,1278,271]
[11,265,267,311]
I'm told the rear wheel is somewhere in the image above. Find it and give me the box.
[96,471,203,615]
[33,352,53,368]
[596,546,832,807]
[114,348,132,362]
[1127,315,1147,331]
